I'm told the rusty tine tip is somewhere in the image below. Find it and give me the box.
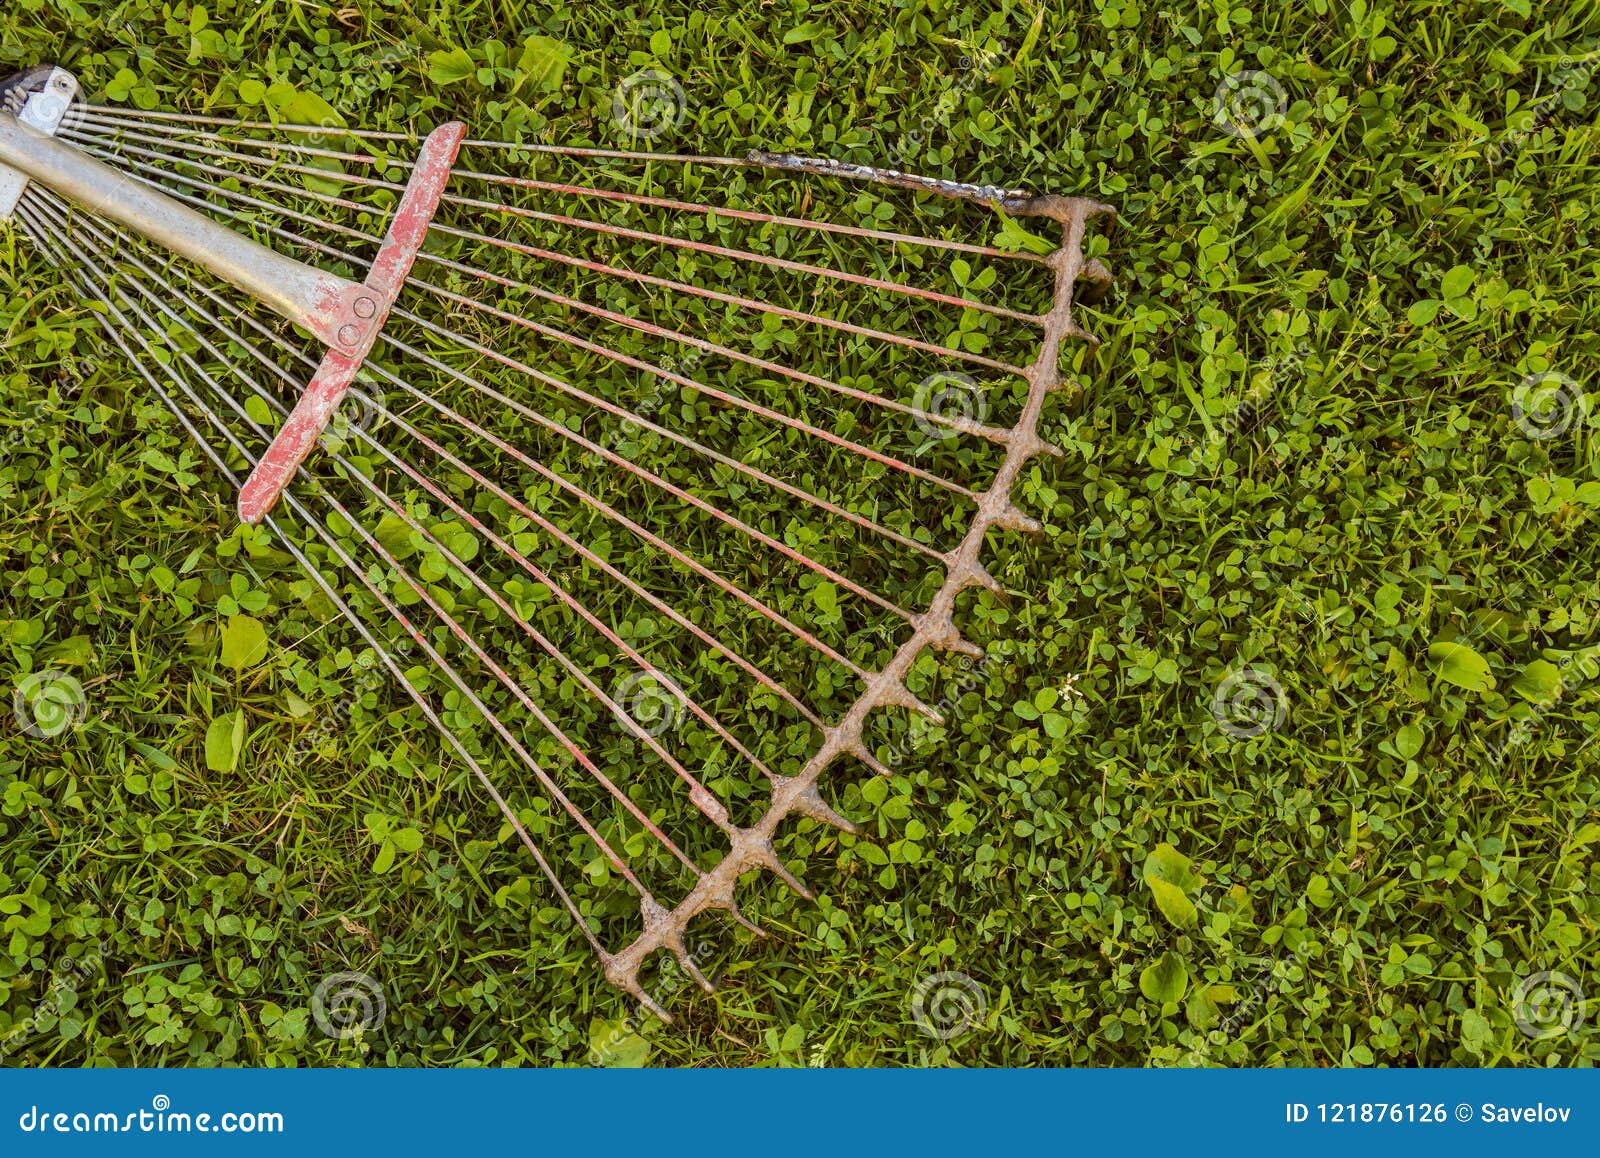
[683,959,717,994]
[637,989,675,1023]
[794,785,863,835]
[756,844,815,900]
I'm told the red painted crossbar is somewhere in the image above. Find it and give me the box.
[237,121,466,525]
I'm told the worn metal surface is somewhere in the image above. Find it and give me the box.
[596,194,1115,1015]
[237,121,466,525]
[0,102,367,351]
[6,86,1117,1022]
[0,66,77,219]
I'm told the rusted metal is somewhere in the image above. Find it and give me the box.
[237,121,465,524]
[594,193,1115,1010]
[5,72,1117,1024]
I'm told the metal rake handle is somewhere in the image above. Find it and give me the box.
[3,67,1118,1021]
[0,92,464,525]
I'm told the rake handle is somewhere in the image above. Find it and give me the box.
[0,109,370,351]
[237,121,466,526]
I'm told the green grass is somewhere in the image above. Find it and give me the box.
[2,0,1599,1067]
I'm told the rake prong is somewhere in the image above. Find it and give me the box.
[396,287,981,502]
[60,125,410,193]
[15,194,612,956]
[415,238,1018,444]
[416,224,1028,376]
[13,92,1114,1020]
[23,192,672,905]
[444,190,1044,325]
[785,781,863,836]
[378,330,878,680]
[384,310,930,619]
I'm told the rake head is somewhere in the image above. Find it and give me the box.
[0,64,1114,1020]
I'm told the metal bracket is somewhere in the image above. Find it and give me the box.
[236,121,467,526]
[0,66,78,220]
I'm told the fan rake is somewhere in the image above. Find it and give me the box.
[0,64,1114,1019]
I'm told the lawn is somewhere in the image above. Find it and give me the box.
[1,0,1597,1067]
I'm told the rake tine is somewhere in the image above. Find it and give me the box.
[68,112,398,165]
[23,193,671,899]
[14,195,610,956]
[443,190,1043,324]
[447,168,1044,260]
[8,78,1115,1018]
[70,110,1039,265]
[376,332,878,680]
[80,104,747,162]
[61,125,410,194]
[65,148,973,561]
[414,224,1029,376]
[412,241,1017,444]
[385,309,930,617]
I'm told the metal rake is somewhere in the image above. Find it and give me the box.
[0,64,1114,1019]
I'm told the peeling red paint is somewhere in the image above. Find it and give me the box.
[237,121,466,525]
